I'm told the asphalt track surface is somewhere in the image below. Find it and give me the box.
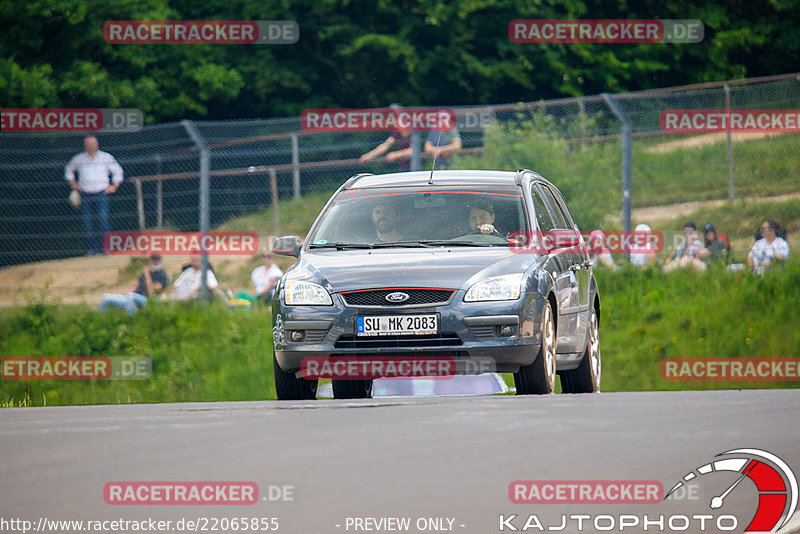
[2,390,800,534]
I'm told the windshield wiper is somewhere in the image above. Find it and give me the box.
[418,240,499,247]
[308,242,374,250]
[371,240,498,248]
[369,240,428,248]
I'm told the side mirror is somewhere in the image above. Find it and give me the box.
[272,236,302,258]
[548,229,581,249]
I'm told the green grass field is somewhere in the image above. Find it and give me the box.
[2,262,798,406]
[0,297,276,406]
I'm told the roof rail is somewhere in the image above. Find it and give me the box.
[343,172,374,189]
[514,169,532,186]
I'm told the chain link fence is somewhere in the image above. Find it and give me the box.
[1,73,798,273]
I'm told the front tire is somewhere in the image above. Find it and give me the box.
[514,300,556,394]
[273,353,318,400]
[332,379,373,399]
[561,306,601,393]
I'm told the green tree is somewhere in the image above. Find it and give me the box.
[1,0,796,122]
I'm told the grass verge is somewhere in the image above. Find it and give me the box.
[2,263,799,407]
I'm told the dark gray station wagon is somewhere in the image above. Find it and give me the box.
[271,169,601,399]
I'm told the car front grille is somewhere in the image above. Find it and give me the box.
[339,288,456,307]
[334,350,470,359]
[334,333,462,349]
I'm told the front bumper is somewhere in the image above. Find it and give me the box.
[272,291,545,375]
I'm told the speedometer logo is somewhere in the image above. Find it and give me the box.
[665,448,798,532]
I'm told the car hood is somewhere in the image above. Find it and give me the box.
[287,247,541,293]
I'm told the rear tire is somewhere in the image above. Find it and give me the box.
[332,379,373,399]
[561,306,601,393]
[273,353,318,400]
[514,300,556,394]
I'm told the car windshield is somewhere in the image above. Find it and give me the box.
[308,186,529,247]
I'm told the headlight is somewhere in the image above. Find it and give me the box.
[464,273,524,302]
[284,281,333,305]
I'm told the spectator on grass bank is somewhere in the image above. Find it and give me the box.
[629,223,658,268]
[65,136,124,256]
[360,130,413,171]
[168,251,219,300]
[98,255,170,315]
[251,250,283,303]
[664,222,707,272]
[359,106,414,171]
[702,223,730,264]
[747,220,790,274]
[588,230,619,270]
[425,126,462,169]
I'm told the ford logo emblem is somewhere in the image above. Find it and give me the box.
[385,292,409,303]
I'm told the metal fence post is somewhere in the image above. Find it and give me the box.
[291,133,300,199]
[135,179,145,230]
[270,167,280,236]
[725,84,735,200]
[602,93,633,239]
[182,119,212,303]
[410,132,421,171]
[155,154,163,228]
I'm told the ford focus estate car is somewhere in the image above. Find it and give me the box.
[271,169,601,400]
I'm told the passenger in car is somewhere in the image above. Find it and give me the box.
[371,202,404,242]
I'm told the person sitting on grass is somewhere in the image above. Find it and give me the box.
[588,230,619,270]
[251,249,283,303]
[629,223,658,268]
[663,222,707,272]
[701,223,729,265]
[167,251,219,300]
[98,254,170,315]
[747,220,789,274]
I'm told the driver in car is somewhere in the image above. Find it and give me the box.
[467,202,504,237]
[371,202,404,242]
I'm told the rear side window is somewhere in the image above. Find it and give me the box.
[530,186,555,232]
[537,185,570,229]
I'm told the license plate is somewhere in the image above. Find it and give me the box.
[356,315,438,336]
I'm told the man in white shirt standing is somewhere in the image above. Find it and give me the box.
[251,250,283,303]
[65,136,124,256]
